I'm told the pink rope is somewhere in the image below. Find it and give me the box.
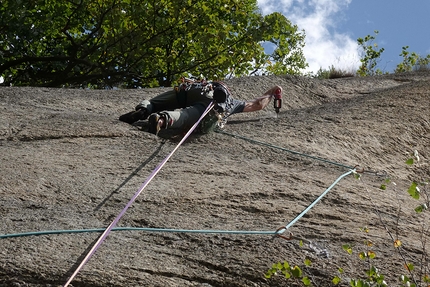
[64,102,215,286]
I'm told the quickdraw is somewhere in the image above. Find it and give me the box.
[175,77,212,93]
[175,77,231,96]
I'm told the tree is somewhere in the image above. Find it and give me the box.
[0,0,307,88]
[356,30,385,76]
[395,46,430,73]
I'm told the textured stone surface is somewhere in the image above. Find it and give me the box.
[1,72,429,286]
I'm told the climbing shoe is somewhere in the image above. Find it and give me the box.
[119,108,148,124]
[148,113,164,135]
[148,113,172,135]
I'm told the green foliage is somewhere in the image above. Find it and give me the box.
[399,274,417,287]
[395,46,420,73]
[341,229,388,287]
[405,151,429,213]
[353,171,361,180]
[342,244,353,255]
[311,65,355,79]
[265,260,312,286]
[414,203,428,213]
[407,181,420,200]
[380,178,391,191]
[395,46,430,73]
[423,274,430,283]
[349,265,387,287]
[415,54,430,71]
[267,150,429,286]
[357,31,385,76]
[332,275,341,285]
[261,12,308,75]
[0,0,307,88]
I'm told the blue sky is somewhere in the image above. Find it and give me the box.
[257,0,430,74]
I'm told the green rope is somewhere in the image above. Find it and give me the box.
[1,131,358,241]
[277,169,355,234]
[1,170,355,240]
[0,227,278,239]
[215,129,354,170]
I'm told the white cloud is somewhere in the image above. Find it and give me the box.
[258,0,295,15]
[257,0,360,73]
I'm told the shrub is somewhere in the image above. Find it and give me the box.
[265,151,430,286]
[357,31,385,76]
[313,66,356,79]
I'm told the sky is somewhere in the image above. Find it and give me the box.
[257,0,430,74]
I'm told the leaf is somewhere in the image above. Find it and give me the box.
[359,252,367,260]
[291,266,302,278]
[342,244,353,254]
[2,0,308,87]
[380,184,386,190]
[407,182,420,200]
[267,267,277,276]
[304,258,311,266]
[332,276,341,285]
[364,240,373,247]
[405,263,414,271]
[394,239,402,248]
[367,251,376,259]
[414,205,425,213]
[406,158,414,165]
[352,279,365,287]
[360,226,369,233]
[302,276,311,286]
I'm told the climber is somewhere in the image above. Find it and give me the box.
[119,78,282,135]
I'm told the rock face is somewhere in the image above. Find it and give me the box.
[1,72,429,286]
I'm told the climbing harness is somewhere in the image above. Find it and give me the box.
[199,109,224,134]
[174,77,230,102]
[174,77,231,133]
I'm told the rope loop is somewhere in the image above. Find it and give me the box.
[275,227,293,240]
[353,165,365,173]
